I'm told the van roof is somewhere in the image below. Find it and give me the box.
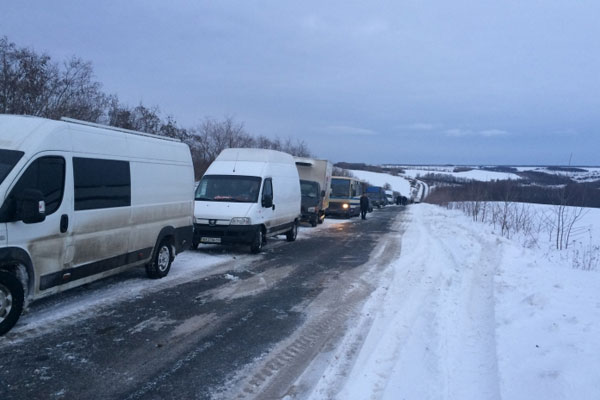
[217,148,294,164]
[0,115,190,164]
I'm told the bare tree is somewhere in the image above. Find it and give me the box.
[0,37,108,121]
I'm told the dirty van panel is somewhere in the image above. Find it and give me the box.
[27,233,68,293]
[71,208,131,267]
[128,203,191,252]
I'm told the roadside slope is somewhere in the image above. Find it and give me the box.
[306,204,600,400]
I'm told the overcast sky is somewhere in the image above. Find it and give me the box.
[2,1,599,165]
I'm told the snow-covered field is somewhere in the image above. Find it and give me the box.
[403,168,521,182]
[349,169,412,195]
[306,204,600,399]
[380,164,600,183]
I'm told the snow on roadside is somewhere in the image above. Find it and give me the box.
[306,204,600,400]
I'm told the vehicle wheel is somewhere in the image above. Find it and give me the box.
[192,240,199,250]
[146,240,172,279]
[286,222,298,242]
[250,229,264,253]
[317,215,324,224]
[310,217,318,227]
[0,271,24,336]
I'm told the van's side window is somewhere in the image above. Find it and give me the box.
[262,178,273,200]
[73,157,131,211]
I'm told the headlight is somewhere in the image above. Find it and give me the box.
[230,217,251,225]
[342,203,349,209]
[307,207,316,212]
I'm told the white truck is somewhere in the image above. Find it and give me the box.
[294,157,333,226]
[0,115,194,335]
[193,148,301,253]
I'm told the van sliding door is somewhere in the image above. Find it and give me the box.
[70,157,133,279]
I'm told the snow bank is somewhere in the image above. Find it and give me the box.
[307,204,600,399]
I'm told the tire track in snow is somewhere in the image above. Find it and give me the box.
[313,205,502,400]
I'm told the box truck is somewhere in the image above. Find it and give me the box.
[193,148,301,253]
[294,157,332,227]
[0,115,194,335]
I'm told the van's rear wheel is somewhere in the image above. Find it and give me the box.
[0,271,24,336]
[146,240,172,279]
[286,222,298,242]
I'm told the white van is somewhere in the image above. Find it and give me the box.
[0,115,194,335]
[193,148,301,253]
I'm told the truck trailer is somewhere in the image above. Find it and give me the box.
[294,157,332,226]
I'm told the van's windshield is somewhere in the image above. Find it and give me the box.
[0,149,24,186]
[195,175,262,203]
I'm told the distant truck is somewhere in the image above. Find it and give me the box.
[366,186,387,208]
[0,116,194,335]
[294,157,332,227]
[194,148,301,253]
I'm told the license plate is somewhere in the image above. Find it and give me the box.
[201,237,221,244]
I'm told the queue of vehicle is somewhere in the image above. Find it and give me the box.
[0,115,408,335]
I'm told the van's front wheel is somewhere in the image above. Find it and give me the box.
[146,240,173,279]
[286,221,298,242]
[0,271,24,336]
[250,229,264,253]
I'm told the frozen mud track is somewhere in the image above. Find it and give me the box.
[0,207,404,400]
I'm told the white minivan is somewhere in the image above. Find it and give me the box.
[193,148,301,253]
[0,115,194,335]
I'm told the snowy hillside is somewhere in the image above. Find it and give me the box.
[306,204,600,400]
[348,169,412,196]
[403,168,521,182]
[381,164,600,183]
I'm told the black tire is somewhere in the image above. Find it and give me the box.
[146,239,173,279]
[192,240,199,250]
[317,214,324,224]
[0,270,25,336]
[250,228,264,253]
[286,221,298,242]
[310,217,318,227]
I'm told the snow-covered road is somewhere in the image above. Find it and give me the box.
[305,204,600,400]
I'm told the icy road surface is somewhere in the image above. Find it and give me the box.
[0,206,404,399]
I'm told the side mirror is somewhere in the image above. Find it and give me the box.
[321,190,326,198]
[262,194,273,208]
[16,189,46,224]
